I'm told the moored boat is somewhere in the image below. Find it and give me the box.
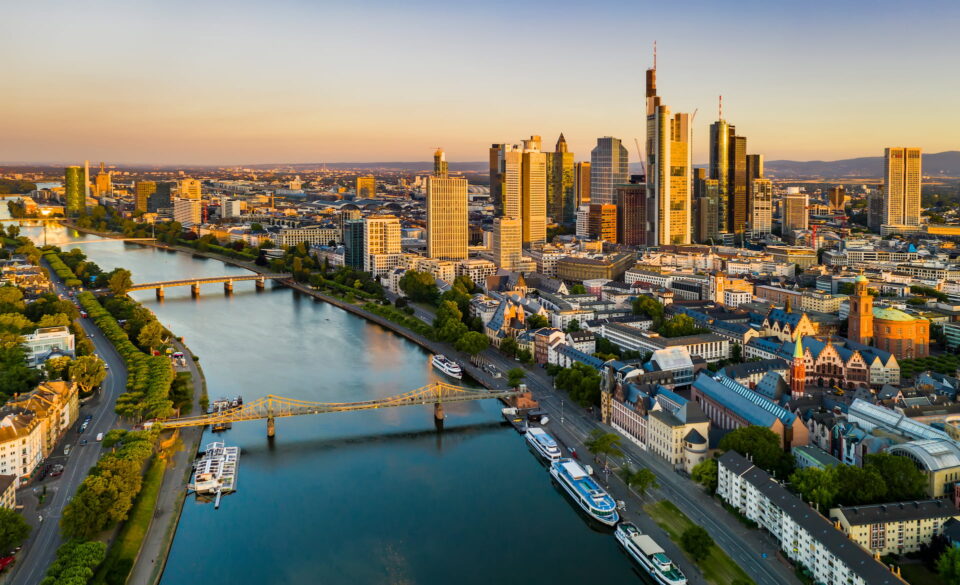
[549,458,619,526]
[431,354,462,379]
[525,427,562,461]
[615,522,687,585]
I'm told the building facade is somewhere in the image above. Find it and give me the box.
[883,147,921,228]
[426,159,468,260]
[590,137,629,205]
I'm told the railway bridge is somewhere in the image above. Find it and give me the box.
[159,382,519,436]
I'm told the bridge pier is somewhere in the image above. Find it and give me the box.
[191,283,201,297]
[155,287,164,300]
[434,402,445,421]
[266,416,275,438]
[255,277,266,291]
[224,280,233,294]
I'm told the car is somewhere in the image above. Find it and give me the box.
[63,445,71,456]
[79,439,88,446]
[96,433,103,442]
[104,363,109,370]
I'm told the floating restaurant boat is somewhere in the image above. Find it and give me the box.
[431,354,462,379]
[614,522,687,585]
[209,396,243,432]
[525,427,562,461]
[189,441,240,507]
[549,458,619,526]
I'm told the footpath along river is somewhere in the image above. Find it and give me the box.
[22,222,643,584]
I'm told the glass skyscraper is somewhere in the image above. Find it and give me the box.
[589,137,628,205]
[64,166,84,216]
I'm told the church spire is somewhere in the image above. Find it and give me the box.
[790,334,806,400]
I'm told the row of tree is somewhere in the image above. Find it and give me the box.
[78,292,174,420]
[40,540,106,585]
[43,251,82,288]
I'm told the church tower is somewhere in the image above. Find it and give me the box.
[848,275,873,345]
[790,335,806,399]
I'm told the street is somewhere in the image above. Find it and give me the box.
[7,276,130,585]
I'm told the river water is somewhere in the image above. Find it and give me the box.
[19,221,640,584]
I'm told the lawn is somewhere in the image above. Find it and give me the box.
[93,455,166,585]
[644,500,756,585]
[899,562,942,585]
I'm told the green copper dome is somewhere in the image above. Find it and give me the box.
[855,274,868,283]
[872,307,914,322]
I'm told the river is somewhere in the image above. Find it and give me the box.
[19,221,641,584]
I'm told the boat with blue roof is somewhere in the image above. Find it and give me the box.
[615,522,687,585]
[525,427,561,461]
[549,458,619,526]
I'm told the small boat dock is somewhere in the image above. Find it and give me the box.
[189,441,240,509]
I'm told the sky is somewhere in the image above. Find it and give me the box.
[2,0,959,166]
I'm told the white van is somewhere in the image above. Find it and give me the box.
[96,433,104,442]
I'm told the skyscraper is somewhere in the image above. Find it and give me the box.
[783,187,808,236]
[882,147,922,228]
[545,134,575,225]
[615,181,647,246]
[710,108,759,237]
[745,153,764,234]
[750,179,773,238]
[709,119,731,234]
[64,166,84,215]
[94,162,112,197]
[179,178,202,200]
[575,161,591,206]
[356,176,375,199]
[693,169,720,244]
[134,181,156,213]
[343,220,366,269]
[587,203,617,243]
[501,145,523,219]
[426,149,468,260]
[150,182,173,212]
[489,143,506,213]
[363,215,401,275]
[492,216,522,271]
[337,209,362,242]
[590,137,629,205]
[433,148,448,177]
[729,135,748,234]
[646,62,692,245]
[520,136,546,245]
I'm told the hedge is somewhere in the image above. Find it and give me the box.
[77,292,173,420]
[363,302,436,340]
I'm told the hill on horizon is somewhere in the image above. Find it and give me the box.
[764,151,960,179]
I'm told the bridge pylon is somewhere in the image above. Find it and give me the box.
[191,283,201,297]
[156,286,164,299]
[224,280,233,294]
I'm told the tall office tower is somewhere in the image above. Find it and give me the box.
[520,136,547,245]
[646,62,692,245]
[729,136,748,234]
[134,181,157,212]
[489,144,506,213]
[745,153,763,232]
[433,148,448,177]
[64,166,85,215]
[883,147,922,227]
[83,160,91,201]
[173,198,202,227]
[356,175,376,199]
[94,162,112,196]
[150,182,173,212]
[343,220,366,268]
[615,182,646,246]
[693,169,720,244]
[545,134,576,225]
[783,187,809,236]
[867,187,884,232]
[708,119,731,233]
[337,209,362,242]
[363,215,401,275]
[587,203,618,242]
[178,178,202,200]
[426,149,468,260]
[575,205,590,238]
[492,216,522,271]
[575,161,591,206]
[828,186,847,211]
[590,137,629,205]
[501,145,523,219]
[750,179,773,238]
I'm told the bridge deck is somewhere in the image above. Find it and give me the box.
[160,383,518,429]
[129,273,291,290]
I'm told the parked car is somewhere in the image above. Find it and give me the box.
[63,445,71,456]
[79,439,88,446]
[96,433,103,442]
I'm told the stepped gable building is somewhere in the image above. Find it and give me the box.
[777,337,899,389]
[761,307,816,342]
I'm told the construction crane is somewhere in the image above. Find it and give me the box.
[633,138,645,177]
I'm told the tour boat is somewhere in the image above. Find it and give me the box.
[549,458,619,526]
[431,354,462,379]
[615,522,687,585]
[525,427,562,461]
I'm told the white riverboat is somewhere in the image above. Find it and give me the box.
[549,458,619,526]
[525,427,562,461]
[615,522,687,585]
[189,442,240,504]
[431,354,462,379]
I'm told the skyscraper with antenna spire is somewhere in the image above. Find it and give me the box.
[645,43,692,245]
